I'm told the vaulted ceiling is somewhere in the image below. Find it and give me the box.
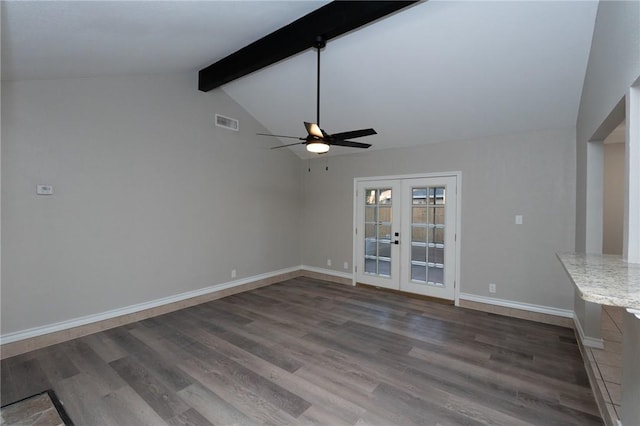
[1,1,598,158]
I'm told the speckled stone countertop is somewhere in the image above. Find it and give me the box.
[557,252,640,311]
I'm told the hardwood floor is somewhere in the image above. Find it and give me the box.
[1,277,602,425]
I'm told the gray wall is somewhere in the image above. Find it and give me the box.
[1,73,302,334]
[603,143,625,255]
[575,0,640,252]
[301,128,576,310]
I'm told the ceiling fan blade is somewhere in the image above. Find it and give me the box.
[270,142,306,149]
[330,128,377,140]
[257,133,305,140]
[304,122,324,138]
[330,140,372,149]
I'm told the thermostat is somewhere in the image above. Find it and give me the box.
[36,184,54,195]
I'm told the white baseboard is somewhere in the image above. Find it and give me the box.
[0,269,580,351]
[573,313,605,349]
[459,293,574,318]
[0,266,300,346]
[300,265,353,281]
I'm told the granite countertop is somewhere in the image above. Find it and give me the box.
[557,252,640,311]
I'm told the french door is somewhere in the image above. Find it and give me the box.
[355,175,458,300]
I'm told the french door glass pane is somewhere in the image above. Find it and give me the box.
[379,189,392,204]
[411,264,426,282]
[433,207,445,225]
[365,224,376,238]
[411,264,427,282]
[411,226,427,242]
[365,206,376,222]
[365,259,377,274]
[379,241,391,258]
[411,245,426,262]
[378,260,391,276]
[433,227,444,244]
[412,207,427,223]
[412,188,427,204]
[366,189,377,205]
[428,266,444,286]
[363,188,393,278]
[378,206,392,222]
[410,186,446,285]
[429,245,444,264]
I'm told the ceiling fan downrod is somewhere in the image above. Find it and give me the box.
[314,36,326,127]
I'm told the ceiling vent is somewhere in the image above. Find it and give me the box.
[215,114,239,131]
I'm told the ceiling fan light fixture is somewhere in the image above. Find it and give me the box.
[306,141,330,154]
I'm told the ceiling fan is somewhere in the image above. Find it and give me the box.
[258,36,377,154]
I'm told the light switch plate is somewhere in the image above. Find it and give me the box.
[515,215,523,225]
[36,184,54,195]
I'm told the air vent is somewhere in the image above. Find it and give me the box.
[215,114,239,131]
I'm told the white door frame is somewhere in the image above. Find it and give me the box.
[353,171,462,306]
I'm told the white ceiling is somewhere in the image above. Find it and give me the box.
[2,1,599,159]
[1,0,329,80]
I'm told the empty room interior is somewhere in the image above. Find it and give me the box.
[1,1,639,425]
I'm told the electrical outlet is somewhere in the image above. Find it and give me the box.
[327,259,332,267]
[231,269,237,278]
[489,283,496,293]
[344,262,349,270]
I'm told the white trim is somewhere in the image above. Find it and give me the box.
[352,178,359,286]
[354,171,461,182]
[574,313,605,349]
[0,266,299,345]
[454,173,462,306]
[300,265,353,280]
[459,293,574,318]
[625,84,640,262]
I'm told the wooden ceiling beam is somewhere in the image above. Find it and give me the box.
[198,1,418,92]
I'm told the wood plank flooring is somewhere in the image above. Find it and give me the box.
[1,278,602,425]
